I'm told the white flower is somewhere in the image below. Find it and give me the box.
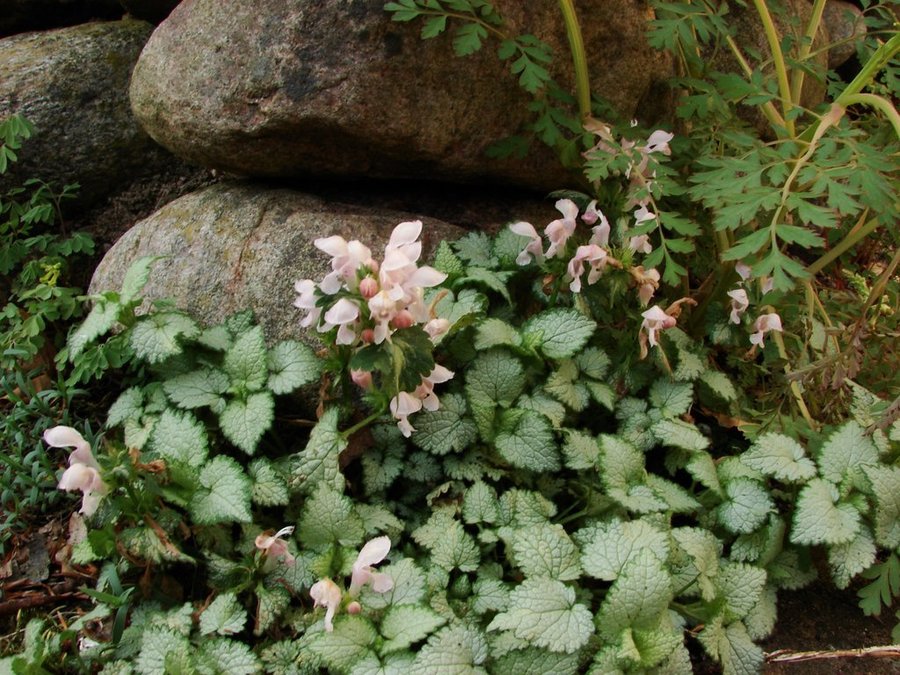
[727,288,750,324]
[750,312,783,347]
[310,578,342,632]
[641,305,677,348]
[45,426,107,517]
[255,526,295,567]
[566,244,608,293]
[544,199,579,259]
[349,536,394,596]
[509,221,543,265]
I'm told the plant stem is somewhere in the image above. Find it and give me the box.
[771,326,818,429]
[751,0,796,136]
[806,212,878,276]
[840,93,900,140]
[723,34,788,133]
[340,407,387,440]
[557,0,592,123]
[853,244,900,330]
[837,31,900,102]
[789,0,827,107]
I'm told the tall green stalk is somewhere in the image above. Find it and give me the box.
[557,0,592,123]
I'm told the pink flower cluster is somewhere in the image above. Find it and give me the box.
[294,221,454,436]
[309,536,393,632]
[729,262,782,347]
[294,221,449,346]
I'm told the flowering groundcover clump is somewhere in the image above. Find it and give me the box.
[3,1,899,672]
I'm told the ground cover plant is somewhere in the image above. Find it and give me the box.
[1,1,898,673]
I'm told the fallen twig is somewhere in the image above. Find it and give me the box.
[766,645,900,663]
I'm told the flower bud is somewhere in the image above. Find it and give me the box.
[360,328,375,344]
[391,310,415,329]
[359,276,379,299]
[347,601,362,615]
[351,369,373,390]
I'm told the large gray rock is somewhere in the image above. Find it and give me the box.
[0,0,121,37]
[128,0,674,192]
[89,181,483,343]
[0,20,179,211]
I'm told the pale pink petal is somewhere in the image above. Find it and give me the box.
[354,536,391,569]
[727,288,749,324]
[509,221,539,239]
[310,579,342,632]
[646,129,674,154]
[426,364,454,384]
[324,298,360,326]
[735,262,752,281]
[58,463,94,492]
[314,235,349,258]
[405,266,447,289]
[555,198,579,221]
[391,391,423,418]
[370,572,394,593]
[44,426,88,452]
[633,205,656,224]
[388,221,423,249]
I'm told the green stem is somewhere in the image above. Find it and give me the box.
[789,0,827,106]
[724,35,788,133]
[840,93,900,140]
[837,31,900,102]
[751,0,796,136]
[806,215,879,276]
[854,244,900,328]
[340,407,387,440]
[557,0,592,123]
[771,325,818,430]
[799,32,900,143]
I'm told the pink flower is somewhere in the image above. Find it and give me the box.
[315,236,375,294]
[735,261,752,282]
[636,267,660,306]
[544,199,579,259]
[255,525,295,566]
[727,288,750,324]
[45,426,108,517]
[633,205,656,225]
[566,244,609,293]
[628,234,652,254]
[424,318,451,342]
[645,129,674,155]
[293,279,321,328]
[322,298,360,345]
[414,364,455,412]
[367,290,399,345]
[310,578,342,632]
[349,536,394,596]
[641,305,677,348]
[750,312,783,347]
[509,221,544,265]
[585,201,610,248]
[351,369,373,390]
[390,391,424,437]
